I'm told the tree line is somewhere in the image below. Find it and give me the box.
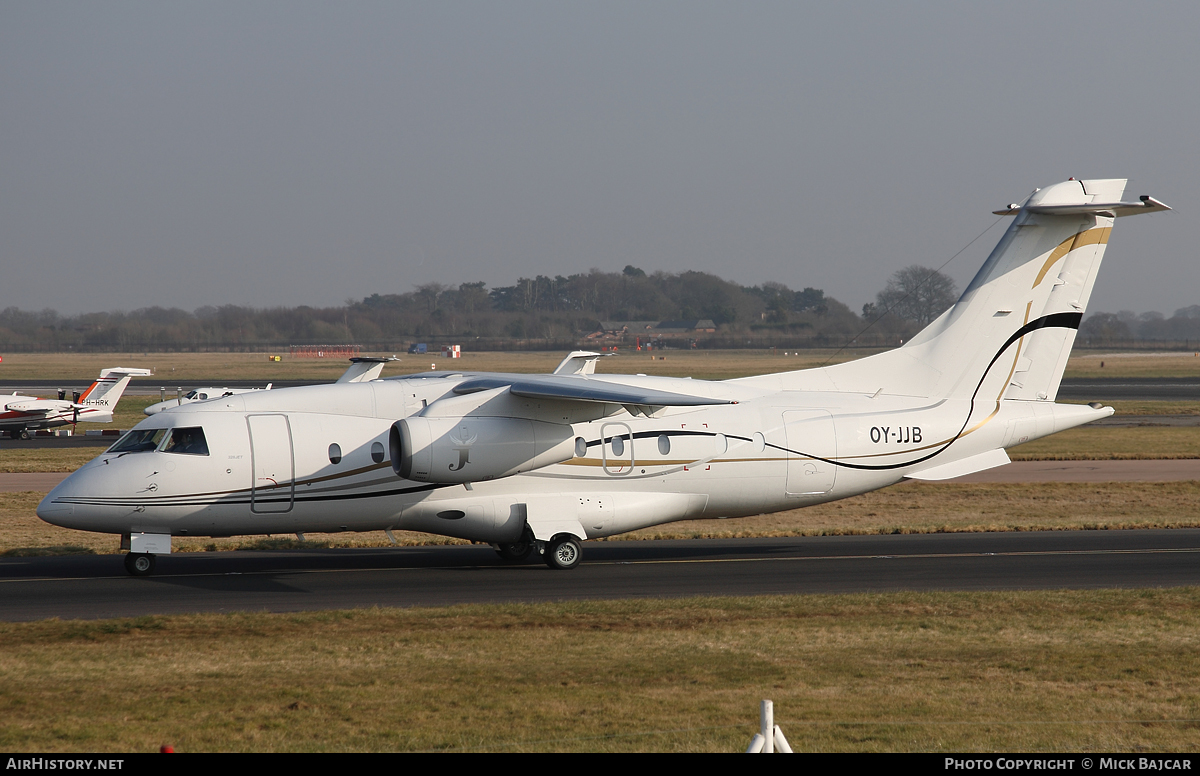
[9,264,1180,352]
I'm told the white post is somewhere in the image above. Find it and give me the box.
[761,699,774,754]
[746,699,792,752]
[773,725,793,753]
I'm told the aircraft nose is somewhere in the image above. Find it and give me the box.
[37,477,76,526]
[36,462,119,530]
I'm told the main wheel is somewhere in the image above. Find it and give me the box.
[495,539,535,562]
[124,552,156,576]
[543,536,582,570]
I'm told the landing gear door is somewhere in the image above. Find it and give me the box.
[783,410,837,496]
[248,414,294,513]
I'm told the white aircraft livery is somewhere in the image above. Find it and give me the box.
[1,367,152,439]
[38,179,1170,576]
[142,356,399,415]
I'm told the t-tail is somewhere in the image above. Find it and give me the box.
[755,178,1170,404]
[75,367,153,421]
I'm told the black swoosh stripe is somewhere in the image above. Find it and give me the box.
[799,312,1082,471]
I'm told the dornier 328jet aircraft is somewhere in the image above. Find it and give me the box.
[39,179,1171,576]
[1,367,153,439]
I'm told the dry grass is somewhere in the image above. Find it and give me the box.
[1067,350,1200,378]
[0,349,863,383]
[3,347,1199,383]
[0,450,99,474]
[1090,401,1200,416]
[1,591,1199,752]
[7,481,1200,557]
[1011,426,1200,460]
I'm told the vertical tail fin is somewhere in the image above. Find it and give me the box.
[768,179,1169,400]
[336,357,399,383]
[77,367,153,416]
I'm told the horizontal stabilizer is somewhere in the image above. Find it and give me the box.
[98,368,153,379]
[905,448,1011,481]
[994,195,1170,218]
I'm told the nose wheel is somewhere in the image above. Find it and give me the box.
[124,552,156,576]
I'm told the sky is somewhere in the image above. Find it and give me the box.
[2,1,1195,318]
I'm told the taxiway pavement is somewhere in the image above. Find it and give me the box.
[3,530,1199,621]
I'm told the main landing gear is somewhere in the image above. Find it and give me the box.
[124,552,156,576]
[495,538,536,562]
[543,535,582,571]
[493,532,584,570]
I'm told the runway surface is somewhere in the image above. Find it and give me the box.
[1057,378,1200,402]
[3,529,1200,622]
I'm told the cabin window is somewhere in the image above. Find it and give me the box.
[371,441,385,464]
[575,437,587,457]
[107,428,169,454]
[328,443,342,465]
[657,434,671,455]
[600,422,634,475]
[163,427,210,456]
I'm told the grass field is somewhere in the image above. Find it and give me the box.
[2,591,1198,752]
[1,349,857,382]
[4,347,1200,383]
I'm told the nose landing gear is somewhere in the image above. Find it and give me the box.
[123,552,156,576]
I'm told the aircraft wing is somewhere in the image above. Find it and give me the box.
[452,375,735,408]
[3,401,62,415]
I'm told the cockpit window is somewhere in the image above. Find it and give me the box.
[108,428,169,454]
[163,427,210,456]
[183,391,198,399]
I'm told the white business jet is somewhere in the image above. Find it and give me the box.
[38,179,1170,576]
[144,386,271,416]
[142,356,400,415]
[1,367,153,439]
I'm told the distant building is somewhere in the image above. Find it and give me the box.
[587,319,718,340]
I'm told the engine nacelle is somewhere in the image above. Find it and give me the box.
[391,416,576,484]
